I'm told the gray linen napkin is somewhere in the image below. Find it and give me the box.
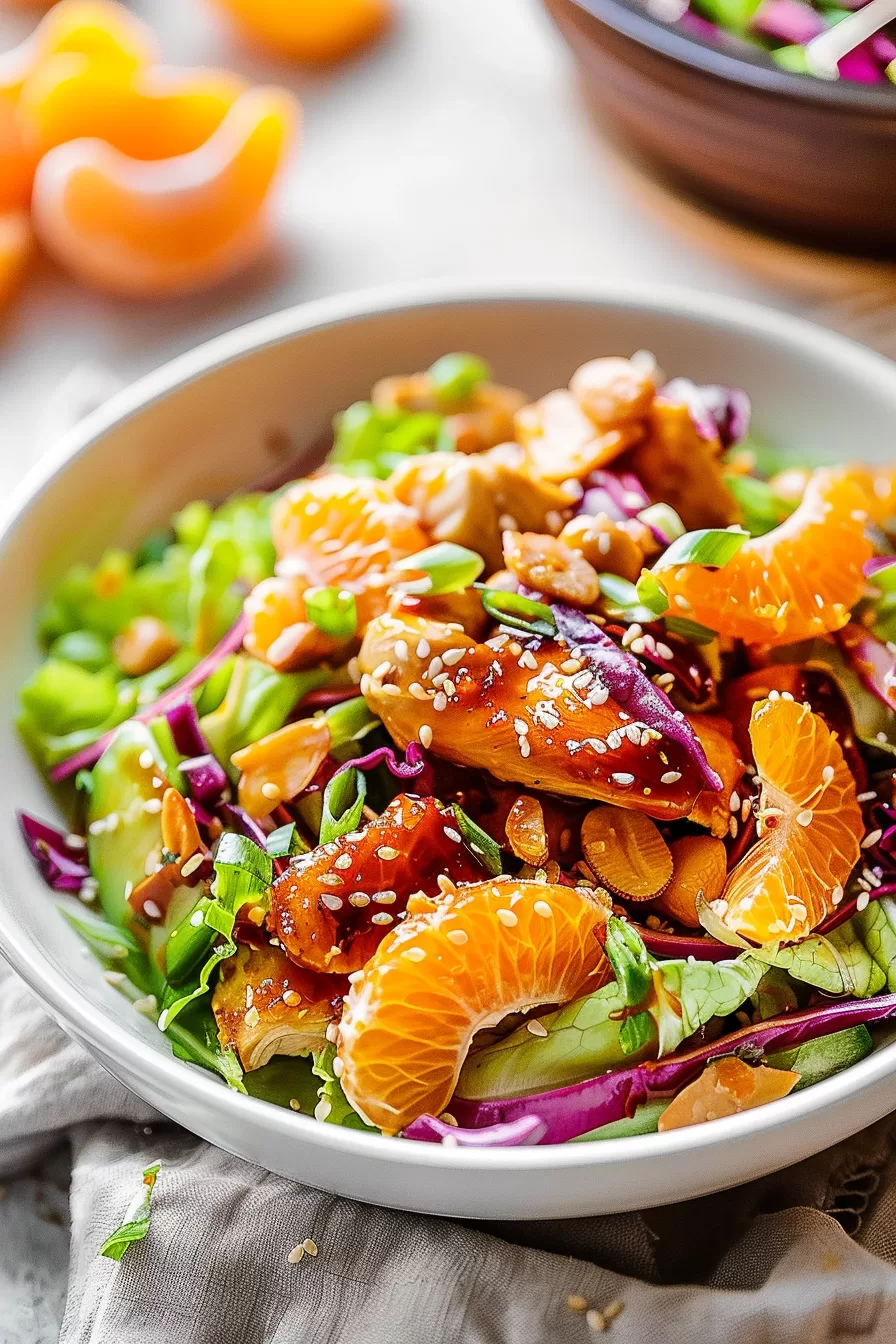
[3,959,896,1344]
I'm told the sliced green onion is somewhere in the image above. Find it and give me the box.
[634,571,669,617]
[48,629,111,673]
[598,574,640,609]
[329,402,388,465]
[100,1162,161,1262]
[305,587,358,639]
[397,542,485,595]
[664,615,718,645]
[452,804,503,876]
[636,503,685,543]
[428,352,491,405]
[266,822,308,858]
[320,767,367,845]
[480,588,556,637]
[654,527,749,571]
[620,1011,656,1057]
[605,916,653,1007]
[324,695,380,749]
[723,474,793,538]
[381,412,442,457]
[867,558,896,594]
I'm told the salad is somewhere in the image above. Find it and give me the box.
[17,348,896,1148]
[658,0,896,84]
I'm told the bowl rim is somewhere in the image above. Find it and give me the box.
[5,275,896,1177]
[557,0,896,116]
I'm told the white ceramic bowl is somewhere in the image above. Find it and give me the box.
[3,280,896,1221]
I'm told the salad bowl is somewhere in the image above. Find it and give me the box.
[4,279,896,1220]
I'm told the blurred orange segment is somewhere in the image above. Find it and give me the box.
[719,695,863,944]
[30,85,298,296]
[658,469,872,647]
[19,56,246,160]
[0,210,32,307]
[0,0,158,98]
[337,879,611,1133]
[213,0,391,63]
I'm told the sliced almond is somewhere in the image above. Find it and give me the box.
[505,795,549,867]
[581,806,672,901]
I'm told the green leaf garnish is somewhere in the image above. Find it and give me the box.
[480,588,556,637]
[663,615,718,645]
[620,1010,656,1057]
[305,587,357,639]
[320,766,367,845]
[452,804,503,876]
[99,1162,160,1262]
[598,574,639,609]
[654,527,749,571]
[265,822,308,858]
[636,503,685,542]
[723,474,794,537]
[396,542,485,596]
[428,352,491,405]
[605,916,654,1007]
[634,571,669,616]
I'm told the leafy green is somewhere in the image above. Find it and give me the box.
[856,897,896,991]
[452,804,503,876]
[311,1045,376,1130]
[428,352,491,406]
[305,587,358,639]
[265,822,308,858]
[750,920,886,998]
[654,527,749,571]
[723,473,794,537]
[570,1100,667,1143]
[20,660,119,736]
[328,401,446,479]
[99,1163,161,1262]
[48,629,112,672]
[200,655,325,776]
[60,908,153,992]
[396,542,484,595]
[767,1025,874,1091]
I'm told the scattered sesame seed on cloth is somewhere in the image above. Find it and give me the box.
[4,959,896,1343]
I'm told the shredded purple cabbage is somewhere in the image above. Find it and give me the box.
[552,604,722,792]
[217,802,271,848]
[449,995,896,1143]
[661,379,751,449]
[750,0,824,45]
[636,924,731,961]
[838,43,886,82]
[181,754,229,807]
[863,556,896,580]
[578,470,650,524]
[49,614,248,783]
[164,698,212,759]
[332,741,426,782]
[18,812,90,892]
[837,627,896,712]
[403,1114,547,1147]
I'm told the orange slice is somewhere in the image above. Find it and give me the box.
[337,878,611,1132]
[718,695,863,944]
[658,469,872,647]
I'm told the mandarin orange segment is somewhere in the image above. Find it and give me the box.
[0,209,32,308]
[0,99,34,210]
[211,0,392,63]
[18,56,246,161]
[0,0,158,100]
[337,878,611,1132]
[688,713,746,838]
[658,469,872,647]
[245,474,427,668]
[718,695,863,944]
[359,612,713,819]
[30,85,298,296]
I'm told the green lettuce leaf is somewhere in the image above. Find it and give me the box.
[311,1045,376,1131]
[99,1162,161,1262]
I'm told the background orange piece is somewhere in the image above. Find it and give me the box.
[212,0,391,63]
[30,84,299,296]
[0,209,32,308]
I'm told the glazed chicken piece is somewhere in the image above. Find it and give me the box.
[358,612,717,819]
[389,443,572,572]
[626,396,740,531]
[212,943,345,1071]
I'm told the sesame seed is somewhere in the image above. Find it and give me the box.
[377,846,400,860]
[371,911,394,925]
[303,1238,319,1257]
[287,1245,305,1263]
[419,724,433,749]
[334,853,353,870]
[497,908,518,927]
[372,660,392,681]
[673,594,692,611]
[858,790,877,803]
[283,990,303,1006]
[394,639,409,661]
[520,740,531,758]
[143,899,162,920]
[656,642,674,661]
[586,1307,607,1332]
[444,827,462,843]
[428,656,444,678]
[561,658,582,674]
[442,648,465,666]
[65,832,86,849]
[409,682,428,700]
[741,798,751,822]
[603,1301,624,1321]
[863,830,883,849]
[729,791,740,812]
[332,1057,344,1078]
[321,893,344,911]
[534,899,553,918]
[431,671,448,688]
[656,672,675,689]
[630,637,646,655]
[660,770,682,784]
[526,1019,549,1037]
[289,1098,302,1112]
[103,970,126,987]
[567,1295,589,1313]
[359,674,372,697]
[349,892,370,907]
[402,947,426,962]
[138,749,154,770]
[143,798,162,815]
[519,650,538,671]
[441,1133,459,1148]
[180,852,203,878]
[260,781,281,801]
[442,679,457,697]
[796,810,813,827]
[611,772,635,786]
[381,683,401,696]
[319,874,344,887]
[134,995,158,1016]
[447,928,468,945]
[857,891,870,912]
[832,885,844,905]
[416,638,431,658]
[325,1023,338,1043]
[513,717,529,735]
[190,909,205,927]
[729,816,738,839]
[433,692,448,712]
[244,1005,260,1028]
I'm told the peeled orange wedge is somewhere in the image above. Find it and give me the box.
[337,878,611,1133]
[718,695,863,944]
[658,470,872,647]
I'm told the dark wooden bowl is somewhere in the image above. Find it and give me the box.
[543,0,896,253]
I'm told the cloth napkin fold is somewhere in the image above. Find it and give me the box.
[3,960,896,1344]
